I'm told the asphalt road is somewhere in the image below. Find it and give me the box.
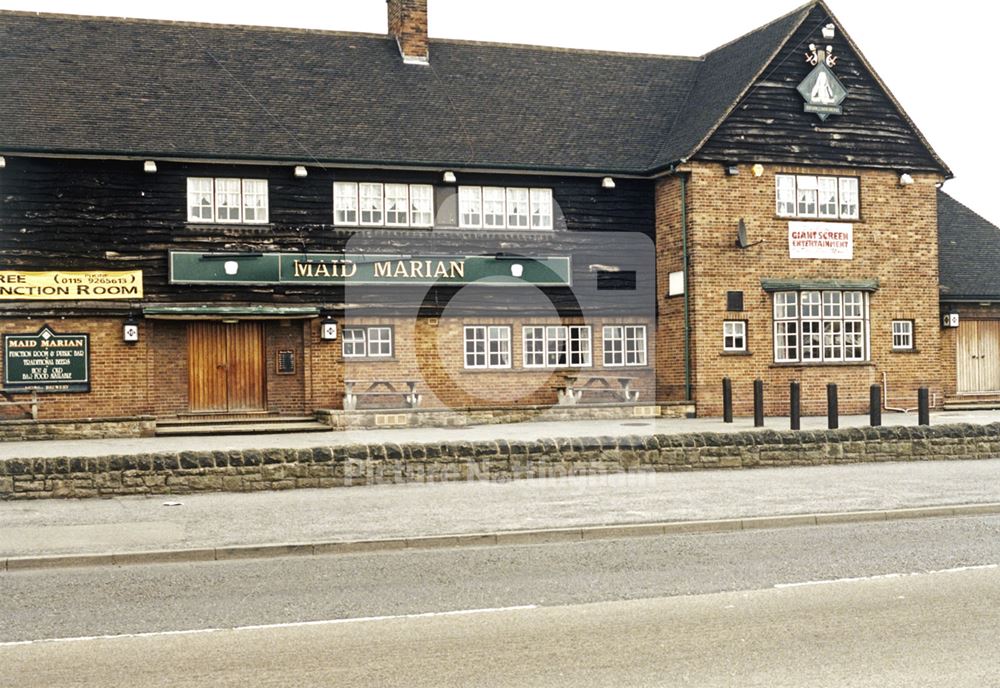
[3,515,1000,686]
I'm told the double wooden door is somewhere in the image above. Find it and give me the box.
[188,322,266,412]
[957,320,1000,394]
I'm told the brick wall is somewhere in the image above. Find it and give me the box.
[676,162,944,416]
[335,315,655,410]
[0,317,151,421]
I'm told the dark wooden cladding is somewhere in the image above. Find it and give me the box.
[695,6,944,173]
[0,157,656,317]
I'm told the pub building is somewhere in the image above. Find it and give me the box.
[0,0,993,436]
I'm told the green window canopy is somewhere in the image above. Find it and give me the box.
[760,278,879,293]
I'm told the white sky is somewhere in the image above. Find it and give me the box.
[3,0,998,226]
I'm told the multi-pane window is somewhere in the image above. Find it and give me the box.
[522,326,592,368]
[187,177,269,224]
[776,174,860,220]
[341,326,393,359]
[359,183,384,226]
[409,185,434,227]
[333,182,359,225]
[464,326,511,369]
[459,186,553,229]
[892,320,914,350]
[773,290,868,363]
[384,184,409,226]
[723,321,746,352]
[603,325,647,367]
[530,189,553,229]
[334,182,434,227]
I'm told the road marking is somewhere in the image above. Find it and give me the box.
[0,605,539,648]
[774,563,999,589]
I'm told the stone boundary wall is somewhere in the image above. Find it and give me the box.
[2,423,1000,500]
[0,416,155,442]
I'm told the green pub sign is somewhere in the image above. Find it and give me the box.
[4,325,90,393]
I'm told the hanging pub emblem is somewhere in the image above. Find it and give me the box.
[797,43,848,121]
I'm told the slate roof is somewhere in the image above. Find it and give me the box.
[938,191,1000,301]
[0,2,944,175]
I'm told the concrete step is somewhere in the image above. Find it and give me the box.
[155,421,331,436]
[157,415,316,428]
[942,400,1000,411]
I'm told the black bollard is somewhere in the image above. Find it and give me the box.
[790,381,801,431]
[722,378,733,423]
[870,385,882,427]
[918,387,930,426]
[753,379,764,428]
[827,383,839,430]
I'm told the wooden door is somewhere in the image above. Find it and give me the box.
[957,321,1000,394]
[188,322,265,412]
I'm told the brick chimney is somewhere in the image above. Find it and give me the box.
[387,0,429,64]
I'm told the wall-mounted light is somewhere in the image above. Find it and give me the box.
[143,160,157,174]
[822,23,836,40]
[601,176,616,189]
[294,165,308,178]
[442,170,457,183]
[899,173,915,186]
[751,163,764,177]
[321,314,338,340]
[123,313,140,342]
[0,156,6,169]
[725,164,740,176]
[510,263,524,278]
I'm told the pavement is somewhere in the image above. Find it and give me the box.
[4,433,1000,568]
[2,408,1000,460]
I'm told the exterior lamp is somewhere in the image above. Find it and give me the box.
[0,156,6,169]
[321,314,338,340]
[143,160,157,173]
[601,176,615,189]
[822,23,836,40]
[725,164,740,176]
[123,314,140,343]
[751,163,764,177]
[442,170,457,183]
[899,173,914,186]
[294,165,308,178]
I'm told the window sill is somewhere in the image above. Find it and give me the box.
[343,357,399,363]
[184,222,274,229]
[720,351,752,356]
[891,348,920,354]
[774,215,863,224]
[770,361,875,368]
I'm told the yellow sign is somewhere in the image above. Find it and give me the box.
[0,271,143,300]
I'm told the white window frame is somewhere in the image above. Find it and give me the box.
[482,187,506,229]
[341,326,393,359]
[530,188,553,230]
[723,320,747,352]
[506,188,530,229]
[459,186,483,228]
[464,325,511,369]
[892,320,914,351]
[775,174,860,221]
[522,325,592,369]
[409,184,434,227]
[359,183,384,226]
[187,177,215,222]
[187,177,269,224]
[603,325,647,368]
[333,181,359,226]
[384,184,409,227]
[342,328,367,358]
[773,290,869,363]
